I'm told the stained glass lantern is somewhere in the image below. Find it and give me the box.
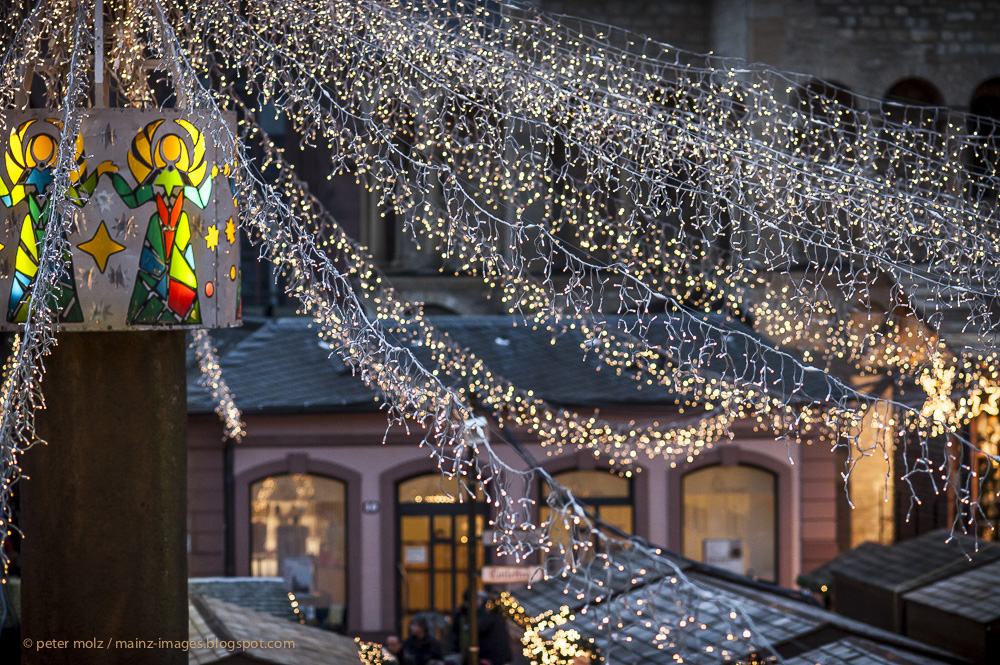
[0,109,240,330]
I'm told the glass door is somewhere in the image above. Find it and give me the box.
[397,474,486,632]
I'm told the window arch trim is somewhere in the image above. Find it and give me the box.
[379,456,455,632]
[667,447,794,587]
[235,455,362,633]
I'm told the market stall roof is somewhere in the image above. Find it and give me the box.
[797,529,1000,595]
[188,577,298,623]
[506,545,969,665]
[187,595,361,665]
[903,558,1000,625]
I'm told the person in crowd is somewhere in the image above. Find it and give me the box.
[382,634,403,663]
[451,592,512,665]
[401,615,445,665]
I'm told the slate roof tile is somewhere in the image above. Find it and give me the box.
[188,577,298,623]
[189,314,843,414]
[903,558,1000,623]
[799,529,1000,594]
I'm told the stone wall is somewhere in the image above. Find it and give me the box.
[772,0,1000,107]
[533,0,712,53]
[532,0,1000,107]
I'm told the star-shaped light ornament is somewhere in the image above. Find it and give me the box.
[68,209,85,235]
[113,213,136,239]
[89,301,113,321]
[225,217,236,245]
[76,265,96,289]
[109,266,125,289]
[78,221,126,273]
[91,189,114,213]
[205,224,219,251]
[99,122,115,148]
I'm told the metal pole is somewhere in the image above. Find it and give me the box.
[466,460,479,665]
[94,0,108,107]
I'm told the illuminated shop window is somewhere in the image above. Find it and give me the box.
[397,473,486,632]
[973,413,1000,540]
[682,464,776,582]
[251,474,347,622]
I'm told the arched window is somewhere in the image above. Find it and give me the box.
[879,79,947,263]
[542,470,634,534]
[250,474,347,624]
[967,78,1000,202]
[682,464,776,582]
[538,470,634,568]
[397,473,487,632]
[883,78,944,126]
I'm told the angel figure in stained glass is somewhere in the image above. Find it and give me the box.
[110,118,216,325]
[0,118,115,323]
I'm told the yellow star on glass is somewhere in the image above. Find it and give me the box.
[77,221,126,273]
[225,217,236,245]
[205,224,219,251]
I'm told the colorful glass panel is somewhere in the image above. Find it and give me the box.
[0,109,240,330]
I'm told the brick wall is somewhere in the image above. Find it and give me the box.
[533,0,711,53]
[779,0,1000,107]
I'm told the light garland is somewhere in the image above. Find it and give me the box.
[239,103,737,470]
[493,593,598,665]
[189,329,245,441]
[1,0,1000,660]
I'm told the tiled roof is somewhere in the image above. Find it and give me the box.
[187,595,362,665]
[796,542,884,593]
[799,529,1000,594]
[903,558,1000,624]
[784,636,959,665]
[508,549,968,665]
[187,318,380,414]
[188,577,298,623]
[188,314,843,414]
[188,597,233,665]
[514,547,694,619]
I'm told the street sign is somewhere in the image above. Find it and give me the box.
[481,565,543,585]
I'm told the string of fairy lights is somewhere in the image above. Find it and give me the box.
[189,329,245,441]
[0,0,96,583]
[3,0,1000,661]
[237,101,742,470]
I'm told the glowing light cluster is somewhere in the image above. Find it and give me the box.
[355,638,389,665]
[190,329,245,441]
